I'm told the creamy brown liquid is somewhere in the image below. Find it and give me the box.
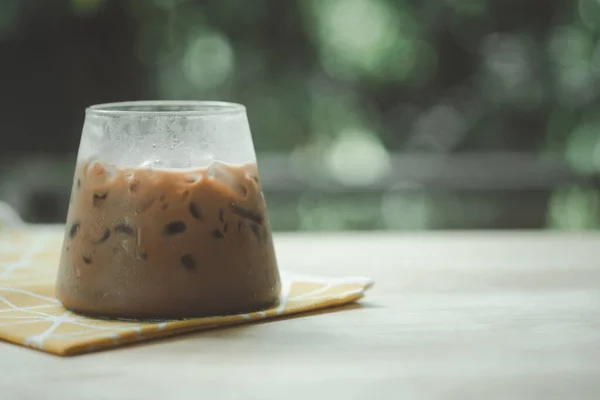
[56,160,281,319]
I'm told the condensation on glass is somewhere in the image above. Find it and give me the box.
[56,101,281,319]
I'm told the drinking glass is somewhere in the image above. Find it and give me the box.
[56,101,281,319]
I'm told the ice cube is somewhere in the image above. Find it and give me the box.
[86,161,117,184]
[207,162,248,198]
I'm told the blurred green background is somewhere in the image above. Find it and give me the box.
[0,0,599,230]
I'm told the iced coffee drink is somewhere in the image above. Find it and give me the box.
[57,160,280,318]
[56,101,282,319]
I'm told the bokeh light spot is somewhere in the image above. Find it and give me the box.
[548,26,593,67]
[406,105,466,152]
[578,0,600,31]
[480,33,543,108]
[311,0,418,81]
[380,184,434,230]
[548,187,600,229]
[182,31,234,89]
[565,120,600,173]
[326,127,390,187]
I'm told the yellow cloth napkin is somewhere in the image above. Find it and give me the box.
[0,227,373,356]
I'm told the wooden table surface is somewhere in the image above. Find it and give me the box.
[1,231,599,399]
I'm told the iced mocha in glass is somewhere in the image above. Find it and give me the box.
[57,160,280,318]
[56,101,281,319]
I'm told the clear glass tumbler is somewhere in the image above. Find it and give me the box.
[56,101,281,319]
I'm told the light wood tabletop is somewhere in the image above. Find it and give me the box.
[1,231,599,399]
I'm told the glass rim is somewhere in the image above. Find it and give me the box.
[86,101,246,116]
